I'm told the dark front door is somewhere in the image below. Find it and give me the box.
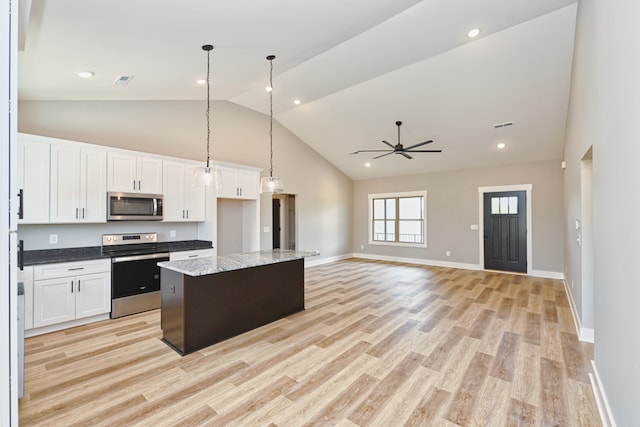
[483,191,527,273]
[272,198,281,249]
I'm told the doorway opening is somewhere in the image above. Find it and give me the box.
[272,194,297,250]
[580,146,594,340]
[478,185,532,274]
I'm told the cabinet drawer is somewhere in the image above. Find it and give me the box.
[34,259,111,280]
[169,248,215,261]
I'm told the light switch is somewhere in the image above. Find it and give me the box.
[49,234,58,244]
[470,224,479,230]
[263,226,270,233]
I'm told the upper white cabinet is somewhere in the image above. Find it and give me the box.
[217,165,260,200]
[17,135,50,224]
[108,152,163,194]
[162,160,206,222]
[50,142,107,223]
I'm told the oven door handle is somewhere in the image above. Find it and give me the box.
[112,252,170,263]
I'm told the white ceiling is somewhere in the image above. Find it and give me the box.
[18,0,578,180]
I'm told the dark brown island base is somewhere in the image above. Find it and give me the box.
[158,250,318,355]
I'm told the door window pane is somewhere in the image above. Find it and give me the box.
[492,197,500,214]
[508,196,518,214]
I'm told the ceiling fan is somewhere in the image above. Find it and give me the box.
[350,121,441,159]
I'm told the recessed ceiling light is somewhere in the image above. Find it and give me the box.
[467,28,481,38]
[497,142,506,149]
[365,162,371,168]
[265,86,273,92]
[76,71,94,79]
[293,99,301,105]
[196,79,206,85]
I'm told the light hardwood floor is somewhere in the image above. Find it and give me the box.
[19,259,601,426]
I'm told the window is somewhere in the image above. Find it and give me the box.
[368,191,427,247]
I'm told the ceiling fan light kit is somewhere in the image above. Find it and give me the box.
[351,121,441,160]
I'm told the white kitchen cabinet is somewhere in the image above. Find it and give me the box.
[169,248,215,261]
[162,160,206,222]
[33,259,111,328]
[17,267,34,330]
[108,151,163,194]
[217,165,259,200]
[17,135,50,224]
[50,142,107,223]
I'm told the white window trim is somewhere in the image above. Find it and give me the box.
[368,190,428,248]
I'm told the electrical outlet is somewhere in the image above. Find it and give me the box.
[263,226,270,233]
[49,234,58,244]
[446,250,451,257]
[170,230,176,238]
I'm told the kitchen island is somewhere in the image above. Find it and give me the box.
[157,249,318,355]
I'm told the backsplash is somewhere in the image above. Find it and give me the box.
[18,222,199,250]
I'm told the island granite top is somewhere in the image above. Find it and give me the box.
[157,249,319,277]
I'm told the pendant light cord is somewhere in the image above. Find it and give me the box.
[203,44,214,169]
[268,55,275,178]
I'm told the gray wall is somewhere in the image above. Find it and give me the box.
[563,0,640,425]
[18,100,353,260]
[353,160,564,273]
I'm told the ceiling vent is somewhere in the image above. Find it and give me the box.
[113,75,134,86]
[493,121,513,129]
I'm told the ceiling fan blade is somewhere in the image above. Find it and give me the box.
[405,149,442,153]
[399,152,413,159]
[353,149,395,153]
[403,140,433,151]
[373,152,395,159]
[382,140,395,149]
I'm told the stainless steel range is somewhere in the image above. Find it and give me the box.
[102,232,168,318]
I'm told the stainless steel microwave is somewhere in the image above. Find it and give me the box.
[107,192,163,221]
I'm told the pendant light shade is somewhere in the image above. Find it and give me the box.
[260,55,284,194]
[195,44,222,188]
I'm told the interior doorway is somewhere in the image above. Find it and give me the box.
[272,194,297,250]
[580,147,594,340]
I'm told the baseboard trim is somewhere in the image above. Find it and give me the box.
[562,279,594,343]
[529,269,565,280]
[352,253,483,271]
[304,253,353,267]
[590,360,616,427]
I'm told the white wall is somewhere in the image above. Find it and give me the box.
[18,100,353,261]
[563,0,640,425]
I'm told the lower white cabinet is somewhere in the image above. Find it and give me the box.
[17,267,34,330]
[33,259,111,328]
[169,248,215,261]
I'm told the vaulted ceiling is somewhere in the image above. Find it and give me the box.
[18,0,578,180]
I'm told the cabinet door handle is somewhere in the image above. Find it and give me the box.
[68,267,84,271]
[186,210,189,219]
[138,180,141,191]
[18,189,24,219]
[78,280,81,292]
[188,254,198,258]
[82,208,85,219]
[75,207,79,219]
[71,280,74,293]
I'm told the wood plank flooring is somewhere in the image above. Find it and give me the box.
[19,259,601,426]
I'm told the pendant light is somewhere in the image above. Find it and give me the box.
[196,44,222,188]
[259,55,285,194]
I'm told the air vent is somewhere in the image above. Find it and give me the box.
[113,75,134,86]
[493,121,514,129]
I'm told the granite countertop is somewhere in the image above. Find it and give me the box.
[158,249,319,277]
[23,240,213,266]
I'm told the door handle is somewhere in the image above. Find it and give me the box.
[17,240,24,271]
